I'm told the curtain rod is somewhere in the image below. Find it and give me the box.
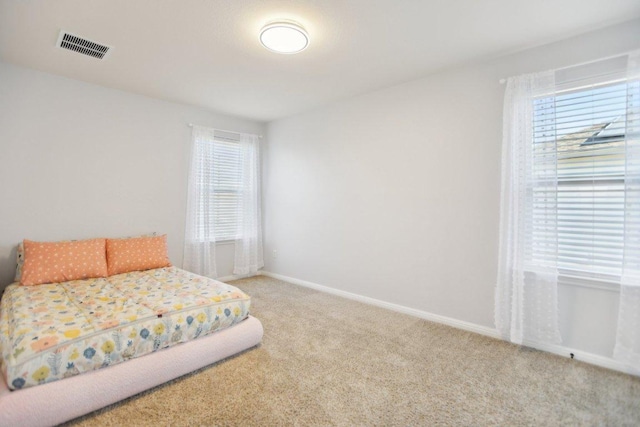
[498,48,639,84]
[188,123,263,139]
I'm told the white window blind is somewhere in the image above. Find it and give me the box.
[531,75,632,283]
[212,137,242,241]
[195,133,242,242]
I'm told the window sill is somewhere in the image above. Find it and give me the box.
[190,239,239,245]
[215,239,237,246]
[524,267,621,292]
[558,274,620,293]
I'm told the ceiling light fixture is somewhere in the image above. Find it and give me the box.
[259,21,309,54]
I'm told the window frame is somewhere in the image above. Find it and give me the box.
[528,78,629,290]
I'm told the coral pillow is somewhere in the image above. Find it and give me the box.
[21,238,108,286]
[106,235,171,276]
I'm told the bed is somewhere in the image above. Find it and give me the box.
[0,243,263,426]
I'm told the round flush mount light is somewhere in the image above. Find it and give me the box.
[259,21,309,54]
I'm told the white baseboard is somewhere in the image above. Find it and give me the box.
[259,270,639,377]
[259,271,500,339]
[520,340,639,376]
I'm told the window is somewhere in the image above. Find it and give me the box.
[205,136,242,242]
[184,125,263,278]
[190,131,243,243]
[496,52,640,358]
[531,80,629,283]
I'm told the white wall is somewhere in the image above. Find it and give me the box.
[263,20,640,359]
[0,61,265,291]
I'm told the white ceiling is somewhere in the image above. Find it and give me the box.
[1,0,639,122]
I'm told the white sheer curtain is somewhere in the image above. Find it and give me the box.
[183,126,218,278]
[495,70,562,346]
[614,51,640,368]
[234,133,264,276]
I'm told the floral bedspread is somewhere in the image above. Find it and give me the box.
[0,267,250,390]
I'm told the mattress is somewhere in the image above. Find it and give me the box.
[0,316,264,427]
[0,267,250,390]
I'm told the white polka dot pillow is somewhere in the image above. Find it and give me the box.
[14,233,157,282]
[106,235,171,276]
[20,238,108,286]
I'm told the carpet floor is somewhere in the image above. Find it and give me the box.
[67,275,640,426]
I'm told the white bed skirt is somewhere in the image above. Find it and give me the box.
[0,315,263,427]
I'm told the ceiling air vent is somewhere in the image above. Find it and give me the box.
[56,31,112,59]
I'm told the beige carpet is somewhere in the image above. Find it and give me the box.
[67,275,640,426]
